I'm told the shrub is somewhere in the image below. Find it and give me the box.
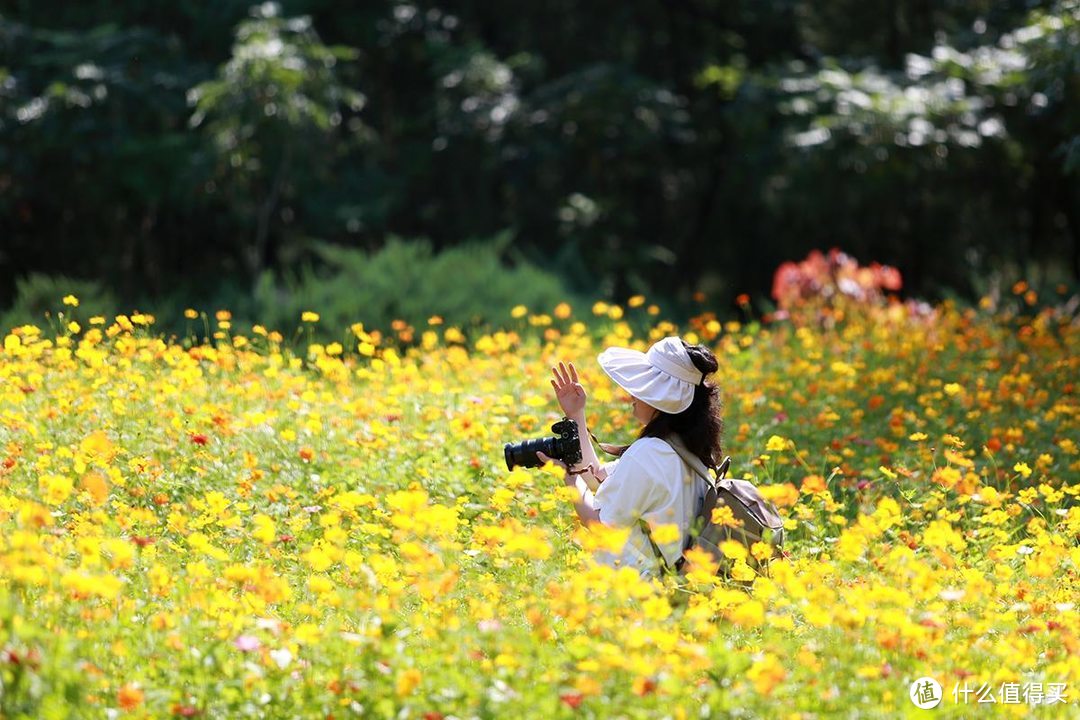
[0,273,118,333]
[252,234,576,341]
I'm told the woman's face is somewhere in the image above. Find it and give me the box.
[628,393,659,425]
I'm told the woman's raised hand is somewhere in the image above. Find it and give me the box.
[551,361,587,417]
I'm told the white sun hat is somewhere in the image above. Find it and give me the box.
[597,336,704,415]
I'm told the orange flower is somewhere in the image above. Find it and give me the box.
[800,474,827,495]
[80,471,109,506]
[117,683,144,710]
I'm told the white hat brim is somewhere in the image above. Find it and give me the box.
[597,346,695,415]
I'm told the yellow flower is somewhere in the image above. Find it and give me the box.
[943,382,963,396]
[932,467,962,489]
[750,541,775,562]
[909,432,928,441]
[490,487,516,513]
[1013,462,1032,478]
[730,559,757,582]
[649,523,681,545]
[728,598,765,628]
[80,430,117,464]
[711,505,743,527]
[719,540,748,561]
[396,668,422,697]
[923,519,966,551]
[252,514,276,545]
[765,435,788,452]
[184,308,198,319]
[510,305,528,319]
[307,575,334,595]
[302,544,334,572]
[746,653,787,695]
[294,622,322,644]
[62,294,79,307]
[301,311,320,323]
[758,483,800,508]
[878,466,897,479]
[39,473,74,505]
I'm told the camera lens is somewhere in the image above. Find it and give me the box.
[504,436,557,470]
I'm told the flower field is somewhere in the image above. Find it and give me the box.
[0,286,1077,719]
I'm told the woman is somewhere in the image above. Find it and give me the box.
[537,336,724,578]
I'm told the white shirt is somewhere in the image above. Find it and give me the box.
[585,436,707,578]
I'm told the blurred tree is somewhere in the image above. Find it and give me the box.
[1,0,1076,323]
[0,17,206,301]
[188,1,367,289]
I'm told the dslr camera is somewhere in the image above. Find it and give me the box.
[504,417,583,470]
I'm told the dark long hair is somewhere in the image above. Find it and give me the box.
[594,340,724,469]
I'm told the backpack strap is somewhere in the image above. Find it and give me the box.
[638,518,685,574]
[638,435,728,575]
[662,433,729,488]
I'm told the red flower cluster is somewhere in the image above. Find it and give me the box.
[771,248,902,315]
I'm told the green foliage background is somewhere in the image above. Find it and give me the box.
[1,0,1078,329]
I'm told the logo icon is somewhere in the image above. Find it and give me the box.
[910,677,943,709]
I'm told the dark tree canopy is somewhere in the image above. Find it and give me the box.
[1,0,1077,330]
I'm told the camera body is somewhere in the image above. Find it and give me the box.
[504,417,583,470]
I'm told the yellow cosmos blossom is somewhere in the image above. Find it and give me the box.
[758,483,800,508]
[302,544,335,572]
[746,653,787,695]
[800,474,827,494]
[307,575,335,595]
[711,505,743,527]
[1013,462,1032,478]
[728,598,765,628]
[649,523,681,545]
[80,471,109,506]
[39,473,74,505]
[923,519,966,551]
[301,311,320,322]
[396,668,422,697]
[294,622,322,644]
[719,540,748,561]
[932,466,962,489]
[765,435,789,452]
[252,514,276,545]
[79,430,117,465]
